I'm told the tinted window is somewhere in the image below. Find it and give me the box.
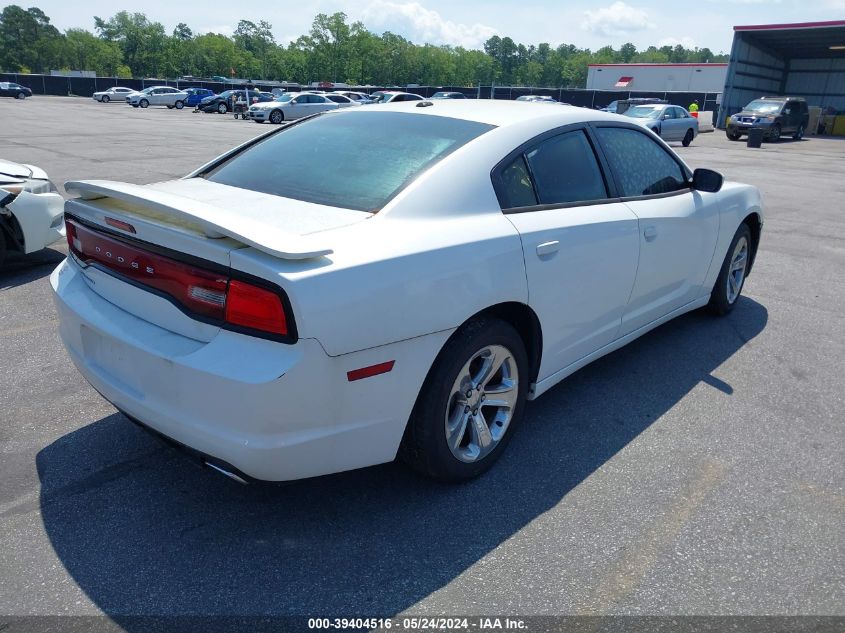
[500,156,538,208]
[524,130,607,205]
[596,127,687,197]
[205,111,494,212]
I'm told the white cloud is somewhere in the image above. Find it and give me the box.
[658,36,698,48]
[360,1,497,48]
[580,2,656,37]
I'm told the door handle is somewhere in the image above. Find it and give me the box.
[536,240,560,257]
[643,226,658,242]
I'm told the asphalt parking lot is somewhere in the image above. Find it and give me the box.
[1,97,843,624]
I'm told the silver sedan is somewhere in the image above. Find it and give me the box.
[248,93,348,124]
[623,104,699,146]
[92,87,136,103]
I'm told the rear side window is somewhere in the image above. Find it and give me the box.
[525,131,607,205]
[205,111,494,212]
[595,127,687,197]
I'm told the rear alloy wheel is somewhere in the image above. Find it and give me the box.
[139,99,149,108]
[269,109,283,124]
[102,95,110,103]
[16,91,26,99]
[766,123,781,141]
[682,129,694,147]
[400,317,528,481]
[707,223,752,316]
[175,100,184,110]
[793,124,804,140]
[217,102,228,114]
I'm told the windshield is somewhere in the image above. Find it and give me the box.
[141,88,154,94]
[744,100,783,114]
[205,111,495,212]
[625,106,661,118]
[370,92,388,102]
[274,94,294,102]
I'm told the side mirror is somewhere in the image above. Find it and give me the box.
[692,168,723,193]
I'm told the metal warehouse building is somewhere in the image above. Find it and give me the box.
[586,63,728,92]
[719,20,845,126]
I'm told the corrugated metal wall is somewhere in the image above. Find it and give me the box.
[720,31,845,127]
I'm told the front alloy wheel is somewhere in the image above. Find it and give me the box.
[139,99,149,108]
[102,95,110,103]
[707,223,752,316]
[269,109,283,124]
[217,102,228,114]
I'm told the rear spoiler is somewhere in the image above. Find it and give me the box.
[64,180,333,260]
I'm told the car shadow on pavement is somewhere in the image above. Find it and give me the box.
[0,247,65,290]
[35,298,767,620]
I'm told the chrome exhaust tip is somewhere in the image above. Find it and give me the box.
[204,461,249,485]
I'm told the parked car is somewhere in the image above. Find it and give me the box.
[52,101,763,483]
[601,98,665,114]
[198,90,270,114]
[516,95,557,103]
[182,87,215,107]
[324,94,361,108]
[126,86,189,109]
[369,90,424,103]
[248,92,341,124]
[333,90,374,104]
[431,91,467,99]
[92,87,136,103]
[726,97,810,141]
[0,82,32,99]
[623,103,699,147]
[0,159,63,268]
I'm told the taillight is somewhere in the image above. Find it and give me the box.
[226,280,288,335]
[65,217,293,341]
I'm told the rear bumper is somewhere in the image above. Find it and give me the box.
[51,258,442,481]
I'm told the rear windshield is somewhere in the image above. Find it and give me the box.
[204,111,494,212]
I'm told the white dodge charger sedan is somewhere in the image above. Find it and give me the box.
[51,101,762,483]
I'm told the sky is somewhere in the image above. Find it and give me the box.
[23,0,845,53]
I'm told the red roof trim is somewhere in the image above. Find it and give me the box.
[734,20,845,31]
[588,63,728,67]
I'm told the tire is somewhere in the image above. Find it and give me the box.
[682,129,694,147]
[400,316,529,482]
[139,99,149,108]
[132,104,139,108]
[766,123,781,142]
[166,105,173,109]
[175,100,184,110]
[102,95,110,103]
[0,227,7,268]
[706,223,752,316]
[726,131,741,141]
[651,127,660,135]
[15,91,26,99]
[269,109,283,124]
[792,124,804,140]
[217,102,228,114]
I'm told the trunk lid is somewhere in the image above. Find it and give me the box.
[64,177,370,341]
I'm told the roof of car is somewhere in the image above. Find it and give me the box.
[352,99,620,128]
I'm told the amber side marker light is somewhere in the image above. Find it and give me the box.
[347,361,396,382]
